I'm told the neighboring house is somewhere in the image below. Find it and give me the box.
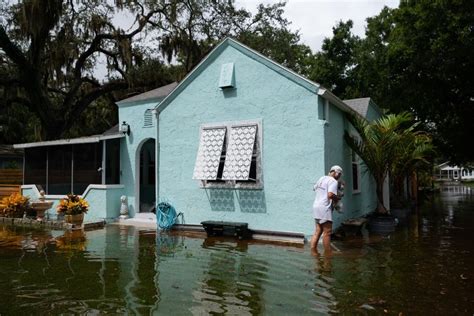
[434,162,474,181]
[15,38,388,235]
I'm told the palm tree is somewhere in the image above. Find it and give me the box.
[391,130,434,205]
[344,112,432,214]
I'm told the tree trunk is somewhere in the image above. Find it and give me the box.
[375,175,388,214]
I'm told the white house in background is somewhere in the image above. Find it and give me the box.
[434,163,474,181]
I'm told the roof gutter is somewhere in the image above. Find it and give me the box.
[317,88,360,117]
[13,133,126,149]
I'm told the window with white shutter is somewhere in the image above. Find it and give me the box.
[194,120,262,189]
[192,127,226,180]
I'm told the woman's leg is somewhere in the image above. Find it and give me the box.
[310,220,322,249]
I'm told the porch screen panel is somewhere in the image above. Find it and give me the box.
[222,125,257,180]
[192,127,226,180]
[73,143,102,194]
[48,145,72,195]
[105,138,121,184]
[24,147,47,191]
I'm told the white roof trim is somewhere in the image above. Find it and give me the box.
[13,133,125,149]
[318,88,359,116]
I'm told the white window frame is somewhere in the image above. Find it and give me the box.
[351,149,361,194]
[198,119,263,190]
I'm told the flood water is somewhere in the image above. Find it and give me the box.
[0,184,473,315]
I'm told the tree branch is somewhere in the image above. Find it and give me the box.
[0,26,31,73]
[61,81,128,134]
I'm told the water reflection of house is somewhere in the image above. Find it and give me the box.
[14,38,389,234]
[434,162,474,182]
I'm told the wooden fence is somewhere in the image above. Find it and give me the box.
[0,184,21,200]
[0,169,22,185]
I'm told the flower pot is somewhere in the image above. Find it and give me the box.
[64,213,84,226]
[368,215,397,235]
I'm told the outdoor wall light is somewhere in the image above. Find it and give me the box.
[120,121,130,136]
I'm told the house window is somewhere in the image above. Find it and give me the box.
[352,150,360,193]
[193,120,262,189]
[144,109,153,127]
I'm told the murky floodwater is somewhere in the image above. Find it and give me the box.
[0,184,473,315]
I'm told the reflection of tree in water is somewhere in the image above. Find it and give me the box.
[191,238,267,315]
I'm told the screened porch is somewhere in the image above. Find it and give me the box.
[14,128,123,196]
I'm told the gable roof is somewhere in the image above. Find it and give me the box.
[344,97,383,118]
[117,82,178,106]
[154,37,356,115]
[344,98,371,117]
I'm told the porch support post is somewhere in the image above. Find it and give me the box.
[102,141,106,184]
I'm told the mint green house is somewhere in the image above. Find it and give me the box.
[15,38,388,235]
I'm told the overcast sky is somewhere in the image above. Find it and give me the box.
[236,0,400,52]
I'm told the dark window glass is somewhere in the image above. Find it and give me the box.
[48,145,72,195]
[208,136,226,183]
[73,143,102,194]
[24,147,47,191]
[352,163,359,191]
[105,139,121,184]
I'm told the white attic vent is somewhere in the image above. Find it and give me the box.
[219,62,235,89]
[144,109,153,127]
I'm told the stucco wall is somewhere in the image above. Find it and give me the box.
[118,101,157,216]
[21,185,124,222]
[158,45,326,235]
[323,104,378,228]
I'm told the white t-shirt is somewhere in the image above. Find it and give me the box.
[312,175,338,223]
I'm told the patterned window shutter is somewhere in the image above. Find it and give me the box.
[144,109,153,127]
[222,125,257,180]
[193,127,226,180]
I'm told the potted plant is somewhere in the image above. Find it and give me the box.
[345,112,432,234]
[57,194,89,225]
[0,193,30,218]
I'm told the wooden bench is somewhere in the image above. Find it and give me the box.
[201,221,252,240]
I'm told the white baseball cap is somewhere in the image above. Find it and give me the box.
[330,165,343,174]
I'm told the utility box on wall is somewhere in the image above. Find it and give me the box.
[219,62,235,89]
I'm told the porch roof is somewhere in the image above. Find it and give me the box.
[13,124,125,149]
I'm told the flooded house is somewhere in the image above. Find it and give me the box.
[14,38,389,235]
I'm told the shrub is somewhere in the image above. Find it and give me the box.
[0,193,30,218]
[56,194,89,216]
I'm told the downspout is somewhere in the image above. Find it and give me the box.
[153,109,159,206]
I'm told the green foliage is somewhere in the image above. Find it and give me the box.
[345,112,433,213]
[308,20,360,98]
[0,0,311,142]
[313,1,473,164]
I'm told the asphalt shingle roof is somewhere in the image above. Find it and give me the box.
[343,98,371,118]
[117,82,178,104]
